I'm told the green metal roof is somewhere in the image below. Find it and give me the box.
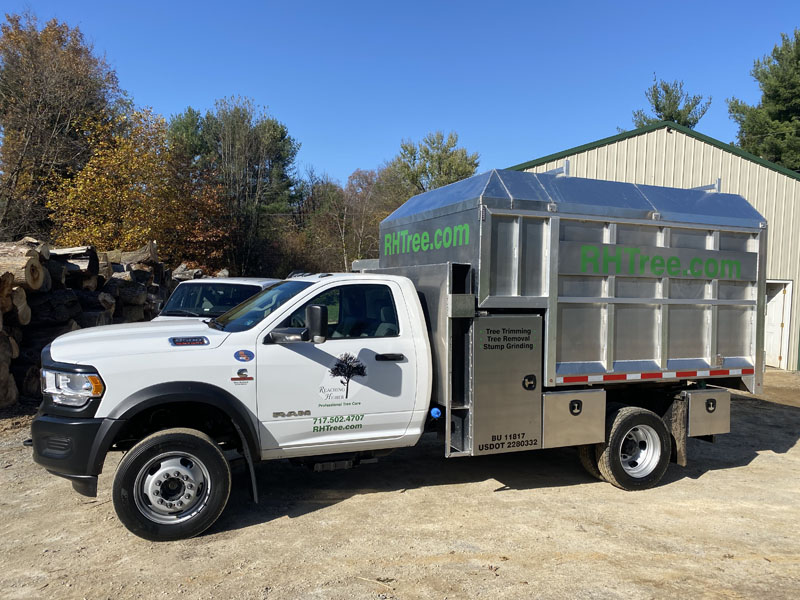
[507,120,800,183]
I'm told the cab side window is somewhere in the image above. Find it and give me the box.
[283,284,399,339]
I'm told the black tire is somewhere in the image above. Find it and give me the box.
[112,428,231,542]
[577,444,604,481]
[596,407,671,491]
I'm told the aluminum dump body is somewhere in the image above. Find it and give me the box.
[379,169,766,395]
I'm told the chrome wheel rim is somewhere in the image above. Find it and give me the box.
[619,424,661,478]
[134,451,211,525]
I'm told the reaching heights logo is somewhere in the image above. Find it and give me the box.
[329,353,366,399]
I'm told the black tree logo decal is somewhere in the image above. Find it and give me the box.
[329,353,367,399]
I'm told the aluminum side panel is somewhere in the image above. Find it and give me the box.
[471,315,543,455]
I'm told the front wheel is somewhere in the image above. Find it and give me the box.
[596,407,671,491]
[112,428,231,541]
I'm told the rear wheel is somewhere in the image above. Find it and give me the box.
[112,428,231,541]
[596,407,671,491]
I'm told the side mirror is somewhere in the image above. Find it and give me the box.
[265,328,308,344]
[306,305,327,343]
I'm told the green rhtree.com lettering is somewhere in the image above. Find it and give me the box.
[579,244,742,279]
[384,224,470,256]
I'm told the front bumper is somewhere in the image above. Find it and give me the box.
[31,414,122,497]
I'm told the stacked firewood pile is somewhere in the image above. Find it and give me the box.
[0,239,176,408]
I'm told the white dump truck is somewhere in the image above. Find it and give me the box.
[30,169,766,541]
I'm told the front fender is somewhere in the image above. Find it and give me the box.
[105,381,260,461]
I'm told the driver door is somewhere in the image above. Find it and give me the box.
[256,281,418,453]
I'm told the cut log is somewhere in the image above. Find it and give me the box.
[74,290,116,312]
[10,286,26,310]
[7,304,31,327]
[38,267,52,293]
[0,271,14,297]
[8,335,19,360]
[8,286,31,326]
[20,319,80,354]
[20,237,50,260]
[4,325,22,344]
[97,252,113,281]
[0,243,40,259]
[76,309,114,328]
[121,304,145,322]
[152,261,164,285]
[172,263,204,281]
[28,289,81,324]
[126,264,154,286]
[44,259,67,289]
[0,256,44,291]
[81,274,98,291]
[0,331,11,364]
[50,246,99,275]
[119,241,158,266]
[10,362,39,399]
[0,272,14,313]
[0,367,18,408]
[104,277,146,305]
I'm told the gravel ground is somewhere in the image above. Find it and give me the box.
[1,371,798,599]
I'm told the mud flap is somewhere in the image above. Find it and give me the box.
[664,397,688,467]
[232,421,259,503]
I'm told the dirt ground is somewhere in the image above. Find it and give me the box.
[1,371,799,599]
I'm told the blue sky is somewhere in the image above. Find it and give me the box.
[6,1,799,184]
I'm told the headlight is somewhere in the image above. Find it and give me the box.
[41,370,105,407]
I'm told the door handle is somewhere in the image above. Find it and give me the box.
[375,353,405,361]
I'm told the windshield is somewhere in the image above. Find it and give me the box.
[160,282,263,318]
[213,280,313,332]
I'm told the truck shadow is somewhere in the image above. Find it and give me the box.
[213,396,800,535]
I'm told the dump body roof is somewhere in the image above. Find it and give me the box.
[383,169,765,229]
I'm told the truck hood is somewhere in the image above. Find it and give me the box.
[49,319,231,364]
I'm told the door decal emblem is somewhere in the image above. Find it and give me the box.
[234,350,254,362]
[231,368,254,384]
[329,353,367,399]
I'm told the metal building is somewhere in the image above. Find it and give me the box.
[509,121,800,370]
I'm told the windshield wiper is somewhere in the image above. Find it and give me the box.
[162,309,201,317]
[205,317,224,331]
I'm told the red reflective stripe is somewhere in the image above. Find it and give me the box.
[559,367,753,385]
[641,372,663,379]
[603,374,627,381]
[562,376,589,383]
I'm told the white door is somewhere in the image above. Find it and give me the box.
[256,281,418,451]
[765,281,791,368]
